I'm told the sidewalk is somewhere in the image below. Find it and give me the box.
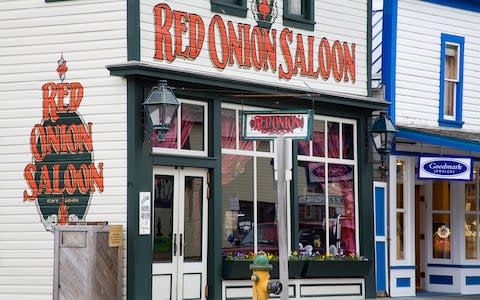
[375,292,480,299]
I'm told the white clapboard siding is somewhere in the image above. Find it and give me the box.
[0,0,128,299]
[140,0,368,96]
[395,0,480,132]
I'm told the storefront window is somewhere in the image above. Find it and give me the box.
[297,117,357,256]
[221,105,275,255]
[152,100,207,155]
[396,160,406,260]
[432,181,451,259]
[465,167,478,259]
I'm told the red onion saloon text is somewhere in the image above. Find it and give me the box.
[153,3,356,82]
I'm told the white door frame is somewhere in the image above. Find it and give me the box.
[152,167,208,300]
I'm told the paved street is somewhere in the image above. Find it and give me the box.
[376,293,480,299]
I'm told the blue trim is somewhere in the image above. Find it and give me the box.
[466,276,480,285]
[391,265,416,270]
[382,0,398,122]
[438,33,464,128]
[430,275,453,285]
[422,0,480,12]
[376,242,387,292]
[397,128,480,153]
[396,278,411,288]
[375,187,385,236]
[429,263,480,269]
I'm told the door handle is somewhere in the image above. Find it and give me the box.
[179,234,183,256]
[173,234,177,256]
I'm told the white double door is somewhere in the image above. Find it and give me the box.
[152,167,208,300]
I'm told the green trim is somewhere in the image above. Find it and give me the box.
[107,62,388,111]
[211,0,247,17]
[291,141,299,250]
[283,0,315,31]
[127,78,153,300]
[357,116,376,298]
[127,0,140,60]
[208,100,223,300]
[152,155,218,169]
[367,0,372,97]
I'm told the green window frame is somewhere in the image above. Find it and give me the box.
[283,0,315,31]
[211,0,248,17]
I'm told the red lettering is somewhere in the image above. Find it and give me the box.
[23,164,38,201]
[343,42,356,83]
[307,36,319,78]
[42,82,58,122]
[38,165,52,195]
[31,124,46,162]
[228,21,243,66]
[173,10,189,58]
[52,164,65,194]
[188,13,205,59]
[332,40,344,81]
[154,3,175,61]
[263,28,277,71]
[279,28,293,80]
[242,23,252,67]
[251,26,264,70]
[69,82,83,111]
[318,38,331,80]
[209,15,229,69]
[294,34,307,76]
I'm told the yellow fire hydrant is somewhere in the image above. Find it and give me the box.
[250,251,272,300]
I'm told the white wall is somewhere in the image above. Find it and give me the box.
[0,1,128,299]
[395,0,480,131]
[140,0,369,97]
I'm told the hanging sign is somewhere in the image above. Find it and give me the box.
[139,192,151,235]
[242,110,312,140]
[418,156,473,181]
[23,55,104,231]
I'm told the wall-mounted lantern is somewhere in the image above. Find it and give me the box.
[369,111,398,161]
[143,80,179,141]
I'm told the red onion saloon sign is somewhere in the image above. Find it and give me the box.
[23,57,104,231]
[242,110,313,139]
[153,2,356,82]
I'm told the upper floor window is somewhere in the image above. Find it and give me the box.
[439,33,464,128]
[283,0,315,31]
[211,0,247,17]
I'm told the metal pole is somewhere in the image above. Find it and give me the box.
[275,136,289,300]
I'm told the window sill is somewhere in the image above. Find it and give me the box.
[283,14,315,31]
[438,119,463,128]
[211,0,247,18]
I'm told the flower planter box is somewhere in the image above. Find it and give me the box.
[222,260,371,280]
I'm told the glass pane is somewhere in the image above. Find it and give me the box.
[445,45,458,80]
[465,171,477,211]
[184,176,203,262]
[256,140,271,152]
[443,81,456,117]
[313,120,325,157]
[152,117,178,149]
[181,104,204,151]
[396,160,404,209]
[342,123,354,160]
[288,0,302,15]
[257,157,277,254]
[297,161,326,255]
[328,164,356,256]
[238,113,253,151]
[221,109,236,149]
[432,181,450,211]
[465,214,477,259]
[222,154,254,255]
[153,175,174,262]
[396,213,405,260]
[297,140,310,156]
[327,122,340,158]
[432,213,451,259]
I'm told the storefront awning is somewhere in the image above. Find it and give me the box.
[396,125,480,154]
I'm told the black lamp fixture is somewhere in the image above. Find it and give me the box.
[369,111,398,161]
[143,80,179,141]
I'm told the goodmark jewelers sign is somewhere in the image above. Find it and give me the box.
[418,156,473,181]
[242,110,312,139]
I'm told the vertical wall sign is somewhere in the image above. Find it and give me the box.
[23,55,104,231]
